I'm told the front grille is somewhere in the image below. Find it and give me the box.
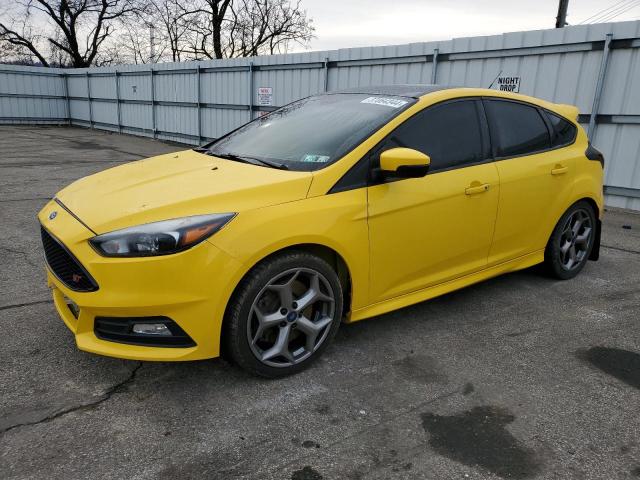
[40,226,98,292]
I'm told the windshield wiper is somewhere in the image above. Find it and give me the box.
[194,148,288,170]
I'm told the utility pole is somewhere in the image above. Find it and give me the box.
[556,0,570,28]
[149,24,156,63]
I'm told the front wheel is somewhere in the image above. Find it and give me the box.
[544,201,596,280]
[223,251,343,378]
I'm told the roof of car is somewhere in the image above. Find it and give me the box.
[330,84,451,99]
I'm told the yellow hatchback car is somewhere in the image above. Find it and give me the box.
[39,85,604,377]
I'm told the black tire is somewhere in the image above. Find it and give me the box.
[544,200,596,280]
[223,250,343,378]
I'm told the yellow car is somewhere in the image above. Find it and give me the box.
[38,85,604,377]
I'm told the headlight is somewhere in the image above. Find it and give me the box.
[89,213,235,257]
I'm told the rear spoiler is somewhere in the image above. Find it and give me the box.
[554,103,580,122]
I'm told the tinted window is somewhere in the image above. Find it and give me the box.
[384,100,486,172]
[205,93,414,171]
[485,100,551,157]
[546,111,576,147]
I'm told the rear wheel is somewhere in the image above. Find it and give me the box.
[224,251,343,378]
[544,201,596,280]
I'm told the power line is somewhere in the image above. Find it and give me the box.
[596,0,640,22]
[585,0,640,24]
[578,0,632,24]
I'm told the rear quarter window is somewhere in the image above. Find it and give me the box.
[545,111,577,147]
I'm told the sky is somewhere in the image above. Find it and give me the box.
[299,0,640,51]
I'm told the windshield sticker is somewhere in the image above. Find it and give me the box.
[361,96,408,108]
[301,154,331,163]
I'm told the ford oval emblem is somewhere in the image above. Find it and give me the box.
[49,211,57,220]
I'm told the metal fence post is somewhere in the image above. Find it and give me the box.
[115,70,122,133]
[323,57,329,92]
[588,33,613,139]
[62,73,71,125]
[248,61,254,121]
[196,65,202,144]
[150,68,156,138]
[431,48,439,84]
[85,72,93,128]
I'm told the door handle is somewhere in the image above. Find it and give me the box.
[551,165,569,175]
[465,183,490,195]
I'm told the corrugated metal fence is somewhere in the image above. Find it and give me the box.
[1,20,640,210]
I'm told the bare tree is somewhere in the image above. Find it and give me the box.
[0,0,143,67]
[185,0,313,59]
[0,0,314,66]
[115,20,165,63]
[146,0,200,62]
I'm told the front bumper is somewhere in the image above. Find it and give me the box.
[39,200,243,361]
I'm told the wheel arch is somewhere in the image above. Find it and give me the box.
[219,242,353,358]
[546,196,601,262]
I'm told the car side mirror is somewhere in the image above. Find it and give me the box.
[379,148,431,178]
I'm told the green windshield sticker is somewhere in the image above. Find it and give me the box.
[361,97,408,108]
[301,154,331,163]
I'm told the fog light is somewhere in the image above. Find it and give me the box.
[64,296,80,319]
[132,323,172,336]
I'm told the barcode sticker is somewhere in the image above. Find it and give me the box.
[361,97,408,108]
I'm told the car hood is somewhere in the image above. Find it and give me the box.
[56,149,313,234]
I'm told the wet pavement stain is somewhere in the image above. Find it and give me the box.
[462,382,475,395]
[291,466,323,480]
[392,354,448,384]
[421,406,541,479]
[578,347,640,390]
[315,403,331,415]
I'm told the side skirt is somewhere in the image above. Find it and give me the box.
[346,249,545,323]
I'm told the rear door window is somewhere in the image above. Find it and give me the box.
[484,100,551,158]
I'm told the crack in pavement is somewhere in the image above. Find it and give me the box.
[0,362,143,436]
[259,387,463,479]
[0,160,132,168]
[602,244,640,255]
[0,245,42,268]
[0,197,52,203]
[0,299,53,312]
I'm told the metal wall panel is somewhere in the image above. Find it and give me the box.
[91,100,118,126]
[67,75,88,98]
[69,99,90,122]
[1,20,640,208]
[120,102,152,130]
[89,75,117,99]
[0,66,66,121]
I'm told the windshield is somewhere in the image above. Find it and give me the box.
[204,93,415,171]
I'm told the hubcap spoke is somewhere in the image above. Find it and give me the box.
[575,227,592,246]
[261,324,292,362]
[296,315,332,352]
[571,216,584,236]
[266,273,298,307]
[296,273,334,311]
[251,307,285,344]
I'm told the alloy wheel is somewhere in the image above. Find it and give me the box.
[558,208,593,271]
[247,268,336,367]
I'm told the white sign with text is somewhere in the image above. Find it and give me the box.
[257,87,273,106]
[494,76,521,93]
